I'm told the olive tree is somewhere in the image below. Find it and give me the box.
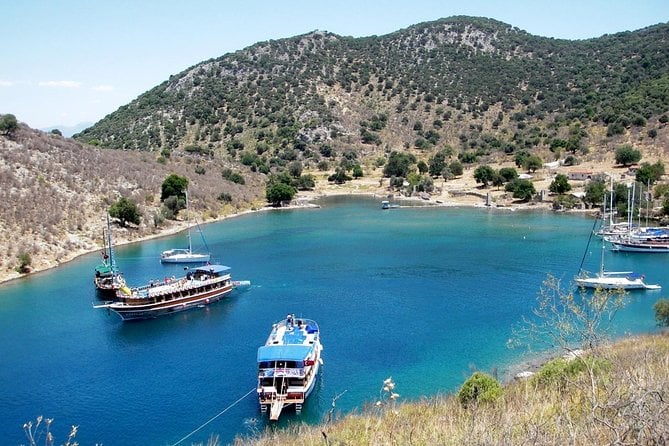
[109,197,141,227]
[615,145,642,166]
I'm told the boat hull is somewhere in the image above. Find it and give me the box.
[159,253,211,264]
[611,241,669,253]
[109,285,232,320]
[575,277,650,290]
[101,265,235,321]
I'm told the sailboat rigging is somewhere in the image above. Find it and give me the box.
[94,213,126,295]
[576,219,660,290]
[160,190,211,264]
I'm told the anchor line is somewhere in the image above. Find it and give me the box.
[171,387,256,446]
[578,215,600,275]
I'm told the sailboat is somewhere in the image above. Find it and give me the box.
[160,191,211,264]
[577,221,661,290]
[94,214,126,296]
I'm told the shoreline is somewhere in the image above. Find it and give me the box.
[0,183,594,287]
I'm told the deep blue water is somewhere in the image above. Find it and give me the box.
[1,196,667,445]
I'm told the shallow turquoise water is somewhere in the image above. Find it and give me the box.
[1,196,666,445]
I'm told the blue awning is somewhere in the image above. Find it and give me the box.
[257,345,313,362]
[193,265,230,274]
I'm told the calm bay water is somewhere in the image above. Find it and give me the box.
[1,196,667,445]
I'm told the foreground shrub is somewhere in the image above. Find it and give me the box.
[458,371,502,406]
[654,299,669,327]
[532,355,611,389]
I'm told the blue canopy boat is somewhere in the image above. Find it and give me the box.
[257,314,323,420]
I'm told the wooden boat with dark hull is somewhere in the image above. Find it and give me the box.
[96,265,235,321]
[94,214,125,298]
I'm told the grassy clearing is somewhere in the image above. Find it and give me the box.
[233,333,669,446]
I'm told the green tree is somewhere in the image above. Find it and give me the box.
[615,145,642,166]
[523,155,543,173]
[0,114,18,135]
[474,165,496,187]
[383,151,416,178]
[428,150,448,177]
[15,252,32,274]
[448,160,463,177]
[296,174,315,190]
[266,182,296,206]
[160,174,189,202]
[498,167,518,183]
[505,178,536,201]
[458,372,502,406]
[635,161,665,186]
[549,174,572,194]
[654,299,669,327]
[584,179,606,208]
[109,197,141,227]
[328,167,352,184]
[288,161,303,178]
[514,150,530,168]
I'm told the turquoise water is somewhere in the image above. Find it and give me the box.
[1,196,667,445]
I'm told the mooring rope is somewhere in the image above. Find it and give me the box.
[171,387,256,446]
[578,215,600,274]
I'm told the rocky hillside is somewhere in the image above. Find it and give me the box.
[0,124,264,281]
[75,16,669,173]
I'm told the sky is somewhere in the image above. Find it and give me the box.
[1,0,667,131]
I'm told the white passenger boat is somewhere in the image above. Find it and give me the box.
[257,314,323,421]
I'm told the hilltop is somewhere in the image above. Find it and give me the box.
[75,17,669,165]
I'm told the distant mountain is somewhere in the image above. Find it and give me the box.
[42,122,93,138]
[74,15,669,174]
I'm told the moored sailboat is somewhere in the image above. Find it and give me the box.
[257,314,323,421]
[161,190,211,264]
[94,214,126,297]
[577,219,660,290]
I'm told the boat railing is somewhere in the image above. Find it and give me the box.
[259,367,306,378]
[129,274,230,298]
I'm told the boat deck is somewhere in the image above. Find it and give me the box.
[266,317,319,347]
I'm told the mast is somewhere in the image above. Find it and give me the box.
[106,213,116,271]
[185,189,192,254]
[608,174,614,229]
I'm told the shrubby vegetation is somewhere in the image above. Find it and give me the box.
[69,18,669,201]
[109,197,141,227]
[0,114,18,135]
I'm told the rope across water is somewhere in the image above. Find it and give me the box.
[171,387,256,446]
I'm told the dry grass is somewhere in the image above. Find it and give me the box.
[0,124,265,281]
[233,333,669,446]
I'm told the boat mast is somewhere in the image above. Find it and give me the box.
[106,213,116,271]
[185,190,192,254]
[608,174,614,229]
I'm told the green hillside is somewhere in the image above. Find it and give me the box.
[75,16,669,174]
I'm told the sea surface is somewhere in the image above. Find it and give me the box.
[1,196,666,445]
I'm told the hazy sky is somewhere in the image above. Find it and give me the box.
[1,0,666,130]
